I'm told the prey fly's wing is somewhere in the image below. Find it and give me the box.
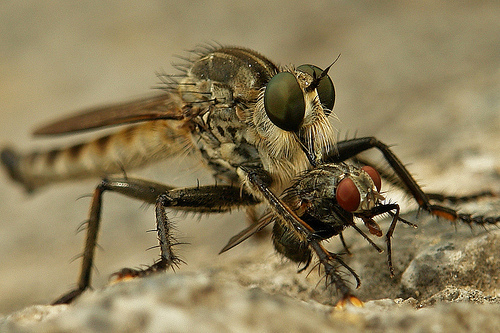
[219,214,273,254]
[33,93,185,136]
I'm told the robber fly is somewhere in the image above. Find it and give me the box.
[1,45,497,306]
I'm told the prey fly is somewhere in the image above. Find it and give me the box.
[1,45,498,306]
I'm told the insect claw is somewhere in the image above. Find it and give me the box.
[52,288,86,305]
[349,295,364,307]
[297,255,312,273]
[334,294,364,310]
[109,268,141,284]
[389,266,395,278]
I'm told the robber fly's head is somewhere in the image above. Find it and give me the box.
[336,165,385,213]
[253,63,338,170]
[263,64,335,132]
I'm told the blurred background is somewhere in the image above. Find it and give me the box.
[1,1,498,313]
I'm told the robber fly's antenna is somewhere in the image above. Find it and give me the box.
[306,53,341,92]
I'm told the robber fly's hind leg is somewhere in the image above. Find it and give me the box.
[52,181,108,304]
[330,137,499,227]
[52,177,259,305]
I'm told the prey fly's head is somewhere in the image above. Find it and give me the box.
[336,165,384,213]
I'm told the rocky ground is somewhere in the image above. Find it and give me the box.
[1,1,499,332]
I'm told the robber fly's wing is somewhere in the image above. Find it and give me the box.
[33,93,184,136]
[219,214,273,254]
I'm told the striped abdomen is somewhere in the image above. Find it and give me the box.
[1,120,192,192]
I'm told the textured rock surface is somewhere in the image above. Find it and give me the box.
[1,1,499,332]
[2,266,500,332]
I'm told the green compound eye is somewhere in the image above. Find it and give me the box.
[264,72,306,132]
[297,64,335,114]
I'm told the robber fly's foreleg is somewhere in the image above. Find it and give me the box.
[53,177,259,305]
[425,191,497,204]
[239,166,361,305]
[354,155,496,204]
[329,137,499,226]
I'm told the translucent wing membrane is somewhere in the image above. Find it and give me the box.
[33,93,182,136]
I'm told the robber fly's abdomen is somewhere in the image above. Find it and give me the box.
[0,120,193,192]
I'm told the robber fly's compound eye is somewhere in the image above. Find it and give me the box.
[264,72,305,132]
[336,166,382,212]
[297,64,335,113]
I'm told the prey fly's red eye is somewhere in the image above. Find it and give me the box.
[336,166,382,212]
[336,178,360,212]
[362,166,382,192]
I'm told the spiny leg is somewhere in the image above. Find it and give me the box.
[354,155,496,204]
[309,241,362,307]
[240,165,362,305]
[426,191,496,204]
[52,183,105,305]
[329,137,499,226]
[111,193,185,281]
[52,177,259,305]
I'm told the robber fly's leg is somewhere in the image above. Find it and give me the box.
[111,193,186,282]
[52,178,174,305]
[113,184,260,279]
[426,191,496,204]
[330,137,498,226]
[240,166,315,238]
[53,177,258,305]
[239,166,360,305]
[52,182,107,304]
[355,155,496,204]
[309,241,363,307]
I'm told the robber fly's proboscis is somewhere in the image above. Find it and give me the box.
[1,45,498,307]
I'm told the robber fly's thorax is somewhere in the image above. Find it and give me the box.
[176,48,337,193]
[174,48,278,184]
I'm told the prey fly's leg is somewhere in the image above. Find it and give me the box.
[354,203,408,277]
[53,177,259,305]
[329,137,499,226]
